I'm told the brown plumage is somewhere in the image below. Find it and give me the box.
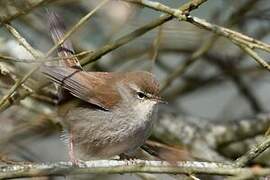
[42,66,159,110]
[44,10,161,162]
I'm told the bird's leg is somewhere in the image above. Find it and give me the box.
[68,130,79,165]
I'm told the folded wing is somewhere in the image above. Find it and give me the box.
[42,66,117,110]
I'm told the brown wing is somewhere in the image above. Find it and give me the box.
[41,65,118,110]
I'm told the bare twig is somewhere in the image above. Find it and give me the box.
[46,0,110,56]
[150,25,163,71]
[4,24,41,58]
[80,0,208,65]
[125,0,270,71]
[234,137,270,167]
[160,35,215,92]
[0,66,40,110]
[239,44,270,71]
[0,0,107,111]
[0,23,43,110]
[0,0,55,25]
[0,51,93,63]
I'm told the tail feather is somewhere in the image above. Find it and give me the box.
[46,10,82,69]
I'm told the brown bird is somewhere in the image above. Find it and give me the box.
[43,10,162,162]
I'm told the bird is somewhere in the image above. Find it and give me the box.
[42,10,162,162]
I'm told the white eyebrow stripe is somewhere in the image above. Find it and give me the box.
[129,83,140,92]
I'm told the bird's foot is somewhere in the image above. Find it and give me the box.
[119,153,136,160]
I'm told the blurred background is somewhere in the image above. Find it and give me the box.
[0,0,270,179]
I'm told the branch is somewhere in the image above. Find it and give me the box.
[160,35,216,92]
[125,0,270,71]
[153,112,270,162]
[208,114,270,147]
[0,0,106,111]
[0,0,55,25]
[234,137,270,167]
[80,0,208,65]
[0,160,269,179]
[0,65,40,111]
[4,24,41,58]
[46,0,110,56]
[0,23,43,111]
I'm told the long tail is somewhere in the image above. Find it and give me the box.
[46,9,82,69]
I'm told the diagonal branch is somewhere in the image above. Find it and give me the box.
[4,23,42,58]
[0,0,55,26]
[234,137,270,167]
[125,0,270,71]
[80,0,208,65]
[46,0,110,56]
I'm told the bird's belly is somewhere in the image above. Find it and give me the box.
[65,106,156,159]
[87,115,154,158]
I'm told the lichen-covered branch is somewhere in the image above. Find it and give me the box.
[153,112,270,162]
[0,160,269,179]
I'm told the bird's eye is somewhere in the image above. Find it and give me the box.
[137,92,147,100]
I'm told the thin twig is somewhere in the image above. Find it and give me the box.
[0,0,107,111]
[150,25,163,71]
[0,50,93,63]
[46,0,110,56]
[80,0,208,65]
[239,44,270,71]
[0,0,55,25]
[4,23,41,58]
[0,66,40,110]
[0,23,43,110]
[234,137,270,167]
[126,0,270,71]
[160,36,215,92]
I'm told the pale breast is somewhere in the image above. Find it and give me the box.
[114,100,158,155]
[64,101,158,159]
